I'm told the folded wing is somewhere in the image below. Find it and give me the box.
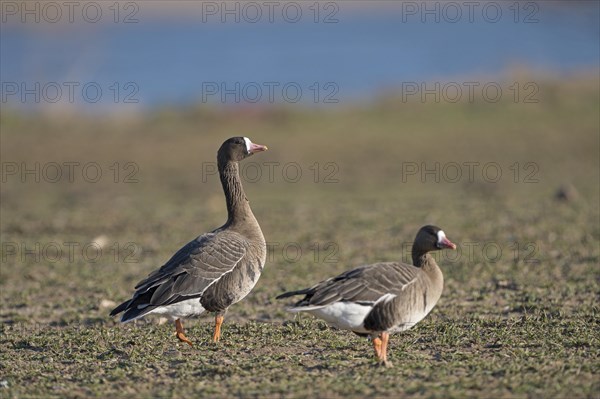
[111,230,247,321]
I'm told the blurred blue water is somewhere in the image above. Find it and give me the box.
[1,2,598,111]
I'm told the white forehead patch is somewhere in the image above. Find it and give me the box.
[437,230,447,244]
[243,137,252,154]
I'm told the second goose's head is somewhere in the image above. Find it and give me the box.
[413,225,457,254]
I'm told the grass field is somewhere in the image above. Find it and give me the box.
[1,76,599,398]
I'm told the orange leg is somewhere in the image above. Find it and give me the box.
[380,332,392,367]
[175,319,193,347]
[213,314,224,343]
[372,336,383,359]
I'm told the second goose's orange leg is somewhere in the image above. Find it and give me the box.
[213,315,224,342]
[372,336,383,359]
[380,332,392,367]
[175,319,193,347]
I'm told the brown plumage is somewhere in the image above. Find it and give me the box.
[277,225,456,366]
[111,137,268,346]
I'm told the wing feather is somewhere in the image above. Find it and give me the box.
[292,262,421,308]
[113,231,248,318]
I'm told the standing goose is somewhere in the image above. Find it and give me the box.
[111,137,268,346]
[277,225,456,366]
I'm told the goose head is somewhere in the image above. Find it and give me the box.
[219,137,268,163]
[413,225,456,253]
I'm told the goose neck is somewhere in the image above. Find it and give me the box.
[219,160,253,223]
[412,251,437,271]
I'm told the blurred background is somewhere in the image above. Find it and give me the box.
[2,1,599,111]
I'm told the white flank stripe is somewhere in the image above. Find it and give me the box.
[303,302,373,333]
[146,298,206,319]
[375,293,397,304]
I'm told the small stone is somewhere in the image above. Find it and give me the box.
[0,380,8,388]
[100,299,116,309]
[92,235,110,249]
[555,184,579,202]
[495,279,519,290]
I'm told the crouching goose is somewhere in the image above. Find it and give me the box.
[111,137,268,346]
[277,225,456,366]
